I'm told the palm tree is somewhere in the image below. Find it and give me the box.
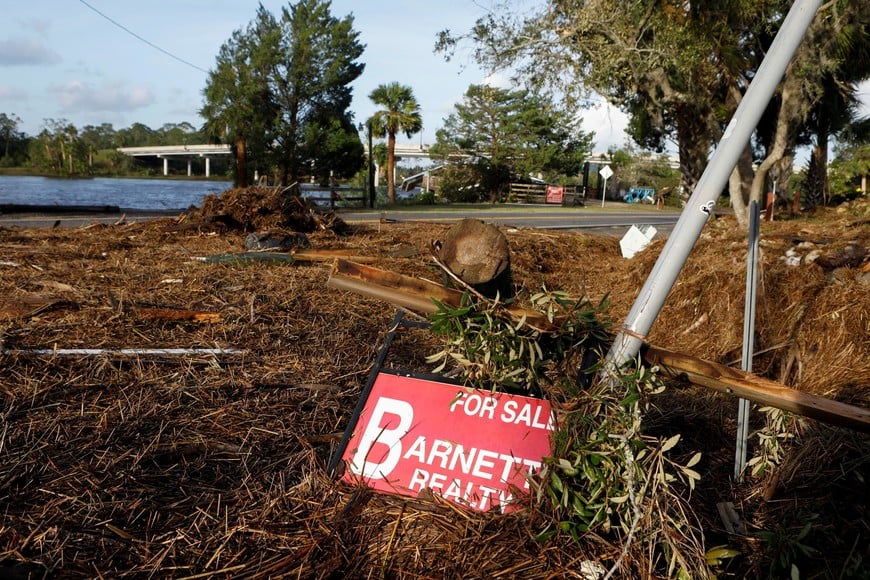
[369,83,423,203]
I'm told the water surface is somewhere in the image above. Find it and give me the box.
[0,175,232,210]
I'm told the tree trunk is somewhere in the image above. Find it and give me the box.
[387,132,396,203]
[774,152,794,206]
[804,148,827,208]
[436,218,513,299]
[806,120,830,207]
[235,135,248,188]
[750,27,822,212]
[675,102,715,195]
[729,145,755,229]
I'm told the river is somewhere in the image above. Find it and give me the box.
[0,175,233,211]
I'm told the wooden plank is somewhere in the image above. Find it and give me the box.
[642,344,870,433]
[327,259,559,332]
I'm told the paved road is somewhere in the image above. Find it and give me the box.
[343,205,680,236]
[0,209,181,229]
[0,204,681,236]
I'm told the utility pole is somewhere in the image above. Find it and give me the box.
[368,121,375,208]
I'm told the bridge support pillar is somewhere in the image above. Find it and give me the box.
[163,157,169,176]
[187,159,192,176]
[205,157,211,178]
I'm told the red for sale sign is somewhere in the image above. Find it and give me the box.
[546,185,564,204]
[340,371,554,513]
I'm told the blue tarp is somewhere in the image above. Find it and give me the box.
[624,187,656,203]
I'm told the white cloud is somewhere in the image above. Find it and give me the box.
[0,37,61,65]
[21,18,52,36]
[50,81,155,113]
[580,98,630,153]
[0,86,28,100]
[483,72,512,89]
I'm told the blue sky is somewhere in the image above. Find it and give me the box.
[0,0,631,152]
[7,1,863,156]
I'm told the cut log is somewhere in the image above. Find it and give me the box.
[436,218,512,298]
[642,344,870,433]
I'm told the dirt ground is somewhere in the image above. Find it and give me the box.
[1,192,868,578]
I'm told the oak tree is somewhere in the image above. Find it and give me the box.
[438,0,869,226]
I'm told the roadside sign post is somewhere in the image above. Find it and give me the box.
[599,165,613,208]
[735,201,760,482]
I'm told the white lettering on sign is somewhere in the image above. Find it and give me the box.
[500,399,556,430]
[348,396,413,479]
[449,392,498,419]
[407,468,512,511]
[400,435,541,488]
[451,392,555,431]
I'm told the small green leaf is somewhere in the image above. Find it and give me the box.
[705,546,740,565]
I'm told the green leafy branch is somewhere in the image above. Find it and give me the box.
[425,287,708,577]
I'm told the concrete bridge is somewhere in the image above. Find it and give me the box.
[116,144,431,178]
[117,144,232,177]
[117,143,679,181]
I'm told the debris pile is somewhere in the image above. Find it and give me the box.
[181,185,350,233]
[0,199,867,577]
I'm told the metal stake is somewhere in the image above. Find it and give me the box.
[735,201,760,482]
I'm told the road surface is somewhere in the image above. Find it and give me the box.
[343,205,680,236]
[0,203,682,236]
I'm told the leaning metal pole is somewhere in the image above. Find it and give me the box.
[605,0,823,370]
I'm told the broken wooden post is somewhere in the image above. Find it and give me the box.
[327,259,557,332]
[642,344,870,433]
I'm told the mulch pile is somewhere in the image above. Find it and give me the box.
[0,191,868,578]
[184,185,351,233]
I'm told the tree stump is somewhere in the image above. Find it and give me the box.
[437,218,513,299]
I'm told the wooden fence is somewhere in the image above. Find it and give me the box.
[508,183,587,205]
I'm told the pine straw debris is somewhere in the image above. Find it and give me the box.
[178,185,351,233]
[0,198,868,577]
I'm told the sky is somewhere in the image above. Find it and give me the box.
[0,0,630,153]
[2,1,865,157]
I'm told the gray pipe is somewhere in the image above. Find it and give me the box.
[606,0,823,370]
